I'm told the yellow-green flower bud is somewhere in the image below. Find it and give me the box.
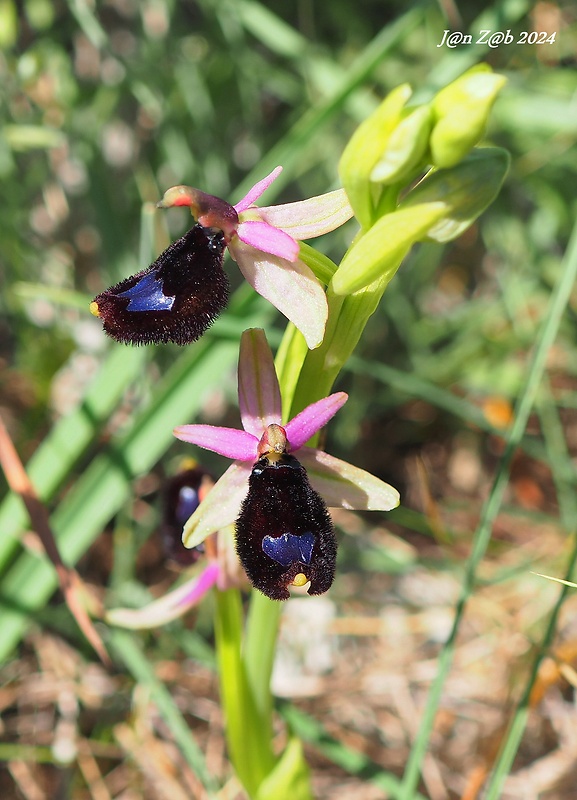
[400,147,510,242]
[339,84,411,230]
[371,104,432,184]
[430,65,507,168]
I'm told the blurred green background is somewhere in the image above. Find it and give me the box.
[1,0,577,798]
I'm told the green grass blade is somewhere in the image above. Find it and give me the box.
[108,628,219,795]
[231,8,422,201]
[281,704,427,800]
[484,538,577,798]
[400,218,577,797]
[0,346,150,572]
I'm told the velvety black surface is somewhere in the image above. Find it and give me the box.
[161,467,208,566]
[236,453,337,600]
[92,224,229,345]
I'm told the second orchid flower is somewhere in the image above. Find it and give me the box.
[173,328,400,600]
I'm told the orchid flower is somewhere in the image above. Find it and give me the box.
[91,167,353,350]
[159,167,353,349]
[173,328,400,599]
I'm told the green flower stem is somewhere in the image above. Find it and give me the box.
[214,588,275,796]
[290,274,390,418]
[244,591,283,726]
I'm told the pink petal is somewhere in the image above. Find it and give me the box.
[234,166,283,213]
[236,220,299,262]
[176,562,221,607]
[230,242,328,350]
[259,189,354,239]
[298,448,400,511]
[106,563,220,629]
[238,328,282,437]
[183,461,252,548]
[284,392,348,451]
[173,424,257,461]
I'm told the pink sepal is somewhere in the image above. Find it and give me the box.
[231,244,328,350]
[298,448,400,511]
[259,189,354,239]
[238,328,282,437]
[105,562,220,630]
[176,562,221,607]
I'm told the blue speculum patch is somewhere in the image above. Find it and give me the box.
[118,272,176,312]
[175,485,200,525]
[262,531,315,567]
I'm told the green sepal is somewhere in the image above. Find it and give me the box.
[400,147,510,243]
[339,84,412,229]
[331,202,446,296]
[430,65,507,168]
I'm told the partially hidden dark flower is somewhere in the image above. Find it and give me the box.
[161,462,214,566]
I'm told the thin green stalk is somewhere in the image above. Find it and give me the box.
[214,589,275,796]
[244,591,283,725]
[109,629,218,796]
[484,535,577,798]
[483,321,577,794]
[400,217,577,798]
[290,264,400,417]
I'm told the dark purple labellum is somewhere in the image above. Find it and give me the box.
[161,467,209,566]
[235,453,337,601]
[91,224,228,345]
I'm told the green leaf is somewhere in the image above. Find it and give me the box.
[256,738,313,800]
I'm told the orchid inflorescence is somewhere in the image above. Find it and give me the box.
[96,66,510,800]
[100,65,508,615]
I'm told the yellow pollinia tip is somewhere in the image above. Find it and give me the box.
[291,573,308,587]
[89,301,101,318]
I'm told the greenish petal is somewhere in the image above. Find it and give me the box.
[331,202,446,295]
[371,104,432,184]
[339,83,412,229]
[400,147,510,242]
